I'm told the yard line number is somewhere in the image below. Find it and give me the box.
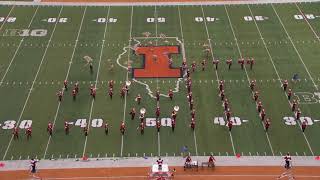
[146,118,172,127]
[147,17,165,23]
[195,17,216,22]
[283,116,317,126]
[44,18,68,23]
[214,117,247,126]
[94,18,117,23]
[1,120,32,129]
[294,14,319,20]
[244,16,268,21]
[0,17,16,23]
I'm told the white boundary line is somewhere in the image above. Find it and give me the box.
[120,6,133,157]
[201,5,236,156]
[178,6,198,157]
[247,4,314,156]
[224,5,275,156]
[154,5,161,158]
[0,6,39,85]
[82,6,110,158]
[2,6,64,160]
[271,4,318,91]
[0,0,320,7]
[43,6,88,159]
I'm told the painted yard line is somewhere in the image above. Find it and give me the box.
[43,7,88,159]
[201,5,235,156]
[120,6,133,157]
[0,6,39,85]
[154,5,161,157]
[248,5,315,156]
[82,6,110,157]
[0,5,15,32]
[271,4,318,91]
[224,5,275,156]
[178,6,198,157]
[2,6,64,160]
[295,3,320,41]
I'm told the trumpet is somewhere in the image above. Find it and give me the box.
[126,80,131,87]
[174,106,179,112]
[140,108,146,115]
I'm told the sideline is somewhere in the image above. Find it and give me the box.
[0,0,319,7]
[0,156,319,171]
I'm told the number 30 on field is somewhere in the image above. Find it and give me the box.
[283,116,315,126]
[1,120,32,129]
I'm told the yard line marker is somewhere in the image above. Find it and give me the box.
[178,6,198,156]
[154,5,162,157]
[43,7,87,160]
[82,6,111,158]
[2,6,64,160]
[120,6,133,157]
[248,5,314,156]
[201,5,235,156]
[226,4,275,156]
[0,6,39,87]
[272,5,318,91]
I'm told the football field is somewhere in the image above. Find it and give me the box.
[0,2,320,161]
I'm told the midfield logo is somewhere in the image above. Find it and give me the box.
[133,46,182,78]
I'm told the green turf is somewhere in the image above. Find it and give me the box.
[0,2,320,160]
